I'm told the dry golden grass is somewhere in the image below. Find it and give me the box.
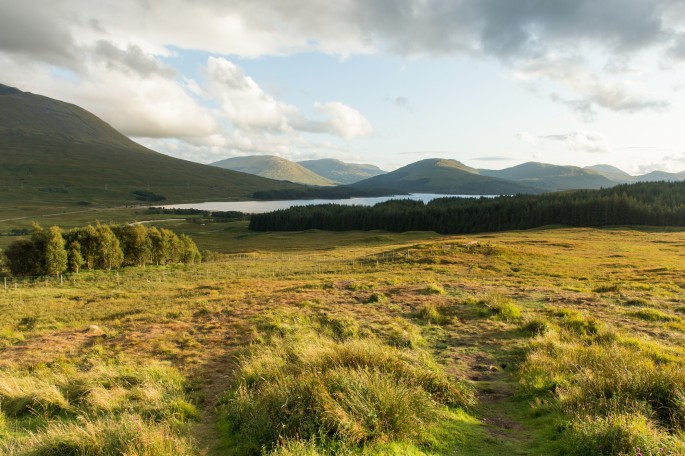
[1,226,684,454]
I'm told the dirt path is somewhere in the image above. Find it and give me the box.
[439,312,543,455]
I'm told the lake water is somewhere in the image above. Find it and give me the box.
[162,194,491,214]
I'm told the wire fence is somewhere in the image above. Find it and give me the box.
[0,246,454,290]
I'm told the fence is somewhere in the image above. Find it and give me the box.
[0,246,449,289]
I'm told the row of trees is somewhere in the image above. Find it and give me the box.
[3,222,201,277]
[249,181,685,234]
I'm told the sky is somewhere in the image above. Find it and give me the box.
[1,0,685,174]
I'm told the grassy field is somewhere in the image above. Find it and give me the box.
[1,223,685,455]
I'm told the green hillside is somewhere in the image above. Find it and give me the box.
[0,84,302,218]
[635,170,685,182]
[298,158,386,184]
[584,164,635,183]
[480,162,615,191]
[351,158,539,194]
[211,155,335,186]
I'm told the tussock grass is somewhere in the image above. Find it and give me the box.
[0,360,197,455]
[480,294,522,321]
[2,413,195,456]
[631,308,682,323]
[221,322,475,454]
[422,283,446,295]
[521,326,685,453]
[558,412,685,456]
[417,302,450,325]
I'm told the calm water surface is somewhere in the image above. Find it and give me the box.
[162,194,492,214]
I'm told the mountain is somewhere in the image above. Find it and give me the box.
[297,159,386,184]
[350,158,539,195]
[480,162,615,191]
[211,155,335,186]
[584,164,636,183]
[0,84,302,213]
[635,171,685,182]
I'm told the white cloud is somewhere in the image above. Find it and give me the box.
[205,56,373,139]
[540,131,611,153]
[205,57,295,132]
[515,131,541,146]
[312,102,374,139]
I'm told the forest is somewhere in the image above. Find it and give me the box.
[249,181,685,233]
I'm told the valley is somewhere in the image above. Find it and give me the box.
[1,221,684,455]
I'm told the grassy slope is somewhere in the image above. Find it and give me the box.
[211,155,336,186]
[2,223,685,454]
[0,86,302,218]
[480,162,617,191]
[298,159,387,185]
[352,158,541,195]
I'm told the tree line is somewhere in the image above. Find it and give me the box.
[3,222,201,277]
[249,181,685,234]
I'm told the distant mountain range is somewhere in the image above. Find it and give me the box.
[585,164,685,184]
[2,82,684,214]
[298,159,386,184]
[218,154,685,195]
[0,84,302,211]
[350,158,540,195]
[211,155,336,186]
[211,156,386,186]
[480,162,615,191]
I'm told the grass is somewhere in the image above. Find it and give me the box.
[0,359,198,455]
[1,225,685,454]
[219,314,475,454]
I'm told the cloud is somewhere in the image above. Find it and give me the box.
[0,2,79,68]
[92,40,175,78]
[667,34,685,61]
[634,152,685,174]
[540,131,611,153]
[517,55,669,116]
[206,57,373,139]
[311,102,374,139]
[470,156,512,161]
[205,57,295,132]
[394,96,409,107]
[516,131,541,146]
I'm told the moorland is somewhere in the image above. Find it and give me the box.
[1,214,685,455]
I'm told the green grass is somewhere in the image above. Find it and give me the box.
[1,226,685,454]
[219,315,475,454]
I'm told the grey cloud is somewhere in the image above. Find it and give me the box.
[394,96,409,107]
[0,2,79,68]
[93,41,176,78]
[667,34,685,61]
[540,131,610,153]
